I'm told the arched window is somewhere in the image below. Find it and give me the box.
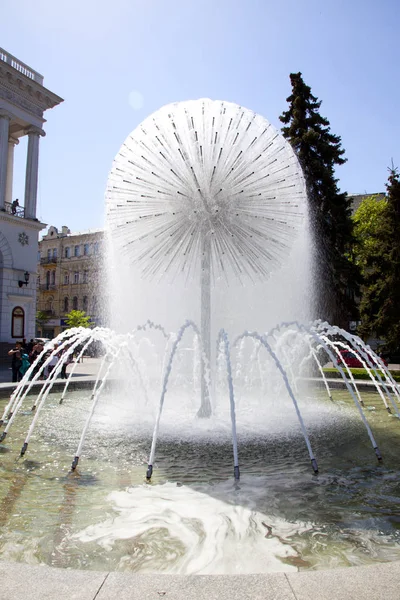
[51,270,56,285]
[72,296,78,310]
[11,306,25,338]
[46,271,50,289]
[63,297,69,313]
[45,296,54,312]
[83,296,88,312]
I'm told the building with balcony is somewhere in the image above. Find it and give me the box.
[37,225,105,338]
[0,47,63,354]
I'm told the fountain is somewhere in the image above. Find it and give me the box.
[1,99,400,574]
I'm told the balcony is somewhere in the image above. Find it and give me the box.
[40,256,58,265]
[39,284,57,291]
[3,201,25,219]
[0,47,44,84]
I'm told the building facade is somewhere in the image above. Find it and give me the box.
[0,47,62,355]
[37,226,105,338]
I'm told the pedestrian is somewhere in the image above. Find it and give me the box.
[8,341,23,382]
[47,350,59,378]
[29,341,45,380]
[19,348,31,379]
[60,347,73,379]
[11,198,19,215]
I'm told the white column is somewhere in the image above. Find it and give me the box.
[0,111,12,211]
[24,125,45,220]
[5,137,19,205]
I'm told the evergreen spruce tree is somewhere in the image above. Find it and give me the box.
[358,166,400,350]
[280,72,358,325]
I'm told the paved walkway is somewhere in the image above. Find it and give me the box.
[1,559,400,599]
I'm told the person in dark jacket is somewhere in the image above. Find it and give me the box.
[8,341,23,382]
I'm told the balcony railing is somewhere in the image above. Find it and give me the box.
[40,257,58,265]
[0,48,44,85]
[3,201,25,218]
[39,284,57,291]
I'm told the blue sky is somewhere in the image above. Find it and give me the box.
[1,0,399,232]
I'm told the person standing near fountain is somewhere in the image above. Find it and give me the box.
[59,346,72,379]
[8,341,23,382]
[46,347,59,378]
[29,341,45,380]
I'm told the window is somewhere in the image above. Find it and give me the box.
[84,243,90,256]
[74,245,80,257]
[45,297,54,312]
[93,242,99,254]
[51,270,56,285]
[53,248,57,258]
[47,249,51,259]
[64,273,69,285]
[72,296,78,310]
[11,306,24,338]
[65,246,70,258]
[83,270,88,283]
[83,296,88,311]
[74,271,79,284]
[63,297,69,312]
[37,251,41,261]
[46,271,50,289]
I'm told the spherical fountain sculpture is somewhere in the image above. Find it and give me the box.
[105,99,307,475]
[0,100,400,574]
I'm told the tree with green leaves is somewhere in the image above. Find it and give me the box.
[36,310,50,333]
[353,195,388,276]
[64,310,91,329]
[357,167,400,351]
[280,72,359,326]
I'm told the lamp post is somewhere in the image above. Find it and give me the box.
[18,271,30,288]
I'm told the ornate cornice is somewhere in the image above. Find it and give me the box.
[0,86,43,118]
[0,212,47,231]
[0,62,63,118]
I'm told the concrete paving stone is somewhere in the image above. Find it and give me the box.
[96,572,296,600]
[0,561,107,600]
[286,561,400,600]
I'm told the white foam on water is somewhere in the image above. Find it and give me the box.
[89,386,356,444]
[74,481,311,574]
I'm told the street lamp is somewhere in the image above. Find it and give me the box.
[18,271,30,288]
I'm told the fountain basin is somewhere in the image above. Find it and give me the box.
[1,385,400,576]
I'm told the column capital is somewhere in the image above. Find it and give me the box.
[0,109,13,121]
[8,136,19,146]
[25,125,46,137]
